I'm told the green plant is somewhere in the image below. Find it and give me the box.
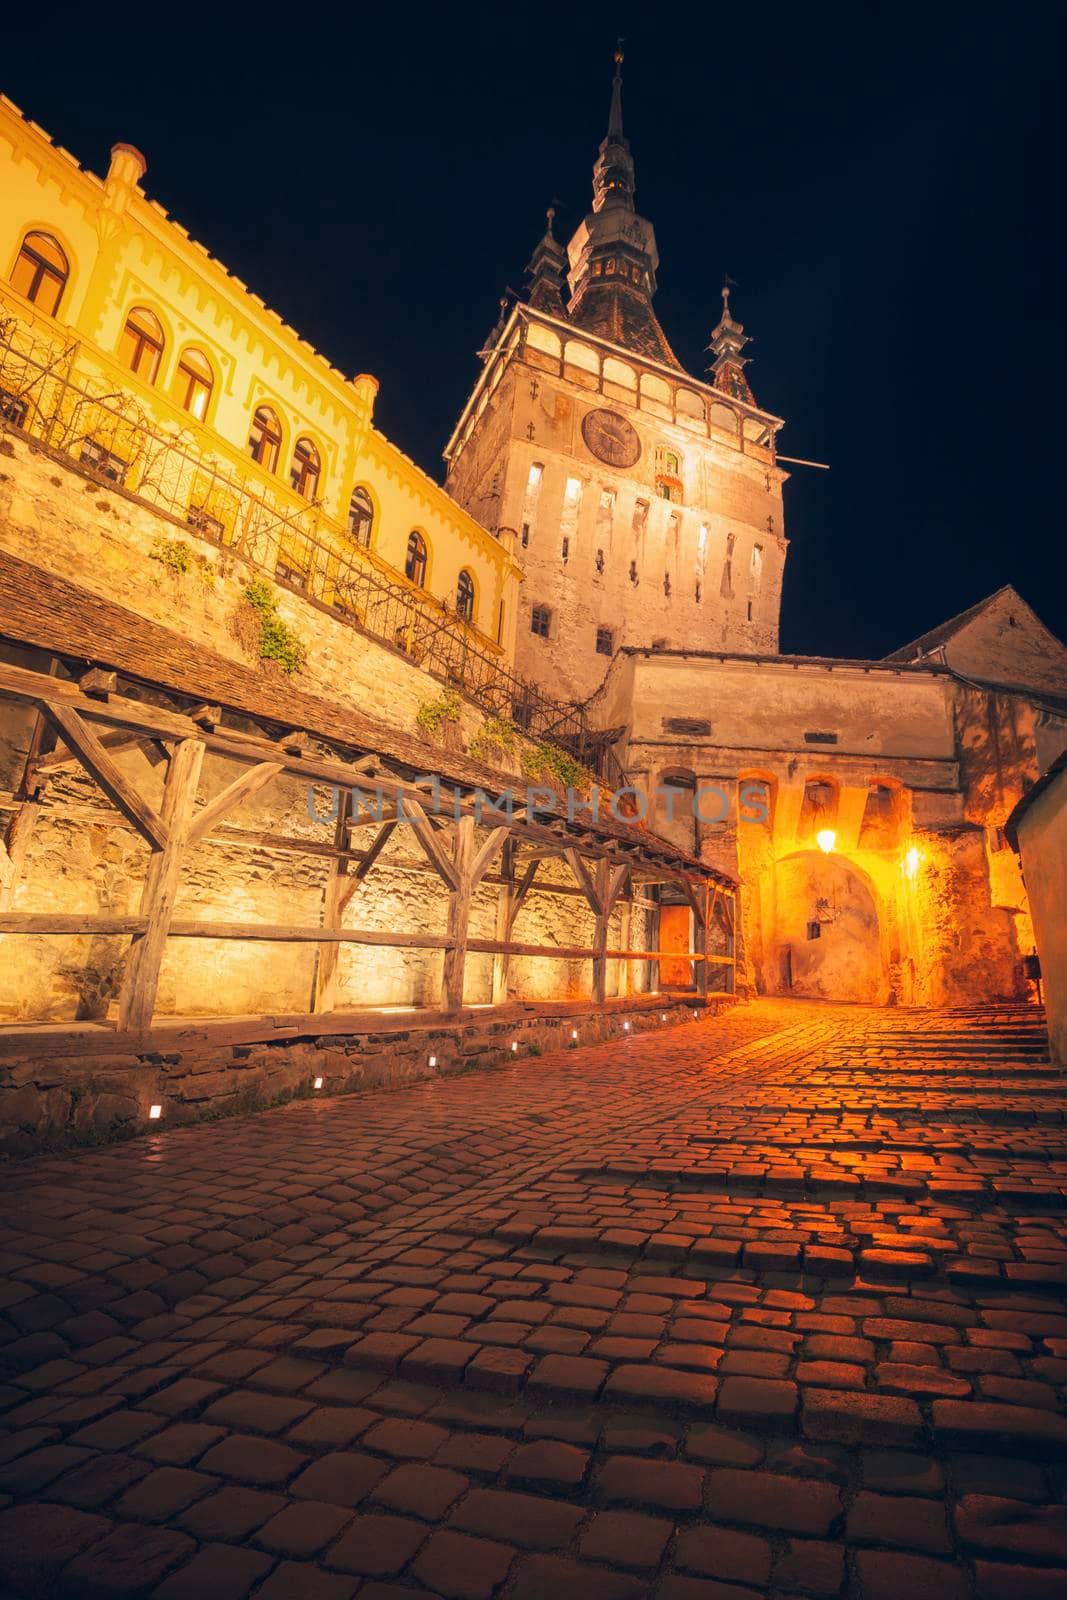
[468,713,518,765]
[149,537,193,575]
[520,739,590,795]
[242,580,307,675]
[416,688,463,738]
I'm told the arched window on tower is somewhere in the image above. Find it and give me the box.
[172,347,214,420]
[456,569,475,622]
[10,231,69,316]
[119,307,165,383]
[347,486,374,548]
[290,437,320,499]
[248,405,282,472]
[405,531,427,587]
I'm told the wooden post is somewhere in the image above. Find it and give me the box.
[442,814,474,1011]
[117,738,205,1031]
[591,859,611,1005]
[491,839,516,1004]
[313,813,397,1012]
[313,788,352,1013]
[617,890,633,997]
[0,658,58,912]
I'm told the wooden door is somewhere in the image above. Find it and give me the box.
[659,904,692,987]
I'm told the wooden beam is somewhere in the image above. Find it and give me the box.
[0,914,146,934]
[168,922,450,947]
[0,913,724,961]
[78,668,117,697]
[0,658,738,886]
[591,859,611,1004]
[470,825,510,890]
[338,819,397,916]
[1,656,57,911]
[564,847,602,914]
[491,838,516,1006]
[313,814,398,1012]
[617,892,633,997]
[404,798,460,890]
[442,814,474,1011]
[509,859,541,927]
[680,875,707,928]
[117,738,205,1030]
[43,703,168,851]
[186,761,284,848]
[34,729,148,779]
[313,788,353,1014]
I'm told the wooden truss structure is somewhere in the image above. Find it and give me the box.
[0,647,736,1034]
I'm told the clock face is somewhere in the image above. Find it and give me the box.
[581,408,641,468]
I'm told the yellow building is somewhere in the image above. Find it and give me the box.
[0,96,521,670]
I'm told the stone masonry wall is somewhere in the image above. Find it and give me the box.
[0,993,726,1157]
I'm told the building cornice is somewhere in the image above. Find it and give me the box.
[443,302,785,463]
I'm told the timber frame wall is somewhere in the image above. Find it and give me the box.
[0,638,736,1035]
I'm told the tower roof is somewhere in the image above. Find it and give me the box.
[524,206,568,316]
[564,48,682,368]
[707,282,757,405]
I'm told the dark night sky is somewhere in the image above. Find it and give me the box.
[6,2,1062,659]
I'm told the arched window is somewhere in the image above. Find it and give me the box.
[248,405,282,472]
[172,347,214,420]
[290,437,320,499]
[10,231,69,316]
[405,531,427,587]
[119,307,165,383]
[347,486,374,548]
[456,569,475,622]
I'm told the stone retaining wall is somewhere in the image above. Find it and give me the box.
[0,995,732,1157]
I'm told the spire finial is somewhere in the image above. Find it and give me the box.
[608,38,625,138]
[545,204,556,236]
[708,279,756,404]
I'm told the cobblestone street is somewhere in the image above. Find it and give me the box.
[1,997,1065,1599]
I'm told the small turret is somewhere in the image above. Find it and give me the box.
[524,206,569,316]
[707,282,756,405]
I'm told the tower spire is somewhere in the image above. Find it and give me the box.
[524,205,569,316]
[564,47,679,366]
[591,42,635,214]
[707,280,756,405]
[607,39,624,138]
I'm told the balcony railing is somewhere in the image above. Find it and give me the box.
[0,305,591,755]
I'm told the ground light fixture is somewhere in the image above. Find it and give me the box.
[816,828,837,853]
[148,1104,162,1119]
[428,1055,437,1067]
[511,1041,519,1052]
[313,1077,324,1090]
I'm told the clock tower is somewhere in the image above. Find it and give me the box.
[443,51,789,705]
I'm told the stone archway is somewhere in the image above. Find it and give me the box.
[769,851,884,1003]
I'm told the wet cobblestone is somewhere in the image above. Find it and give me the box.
[0,998,1065,1596]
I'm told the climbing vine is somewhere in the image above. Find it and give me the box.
[520,739,591,795]
[242,578,308,675]
[415,689,463,738]
[149,537,215,585]
[468,713,518,766]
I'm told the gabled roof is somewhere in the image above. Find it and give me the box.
[884,586,1026,663]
